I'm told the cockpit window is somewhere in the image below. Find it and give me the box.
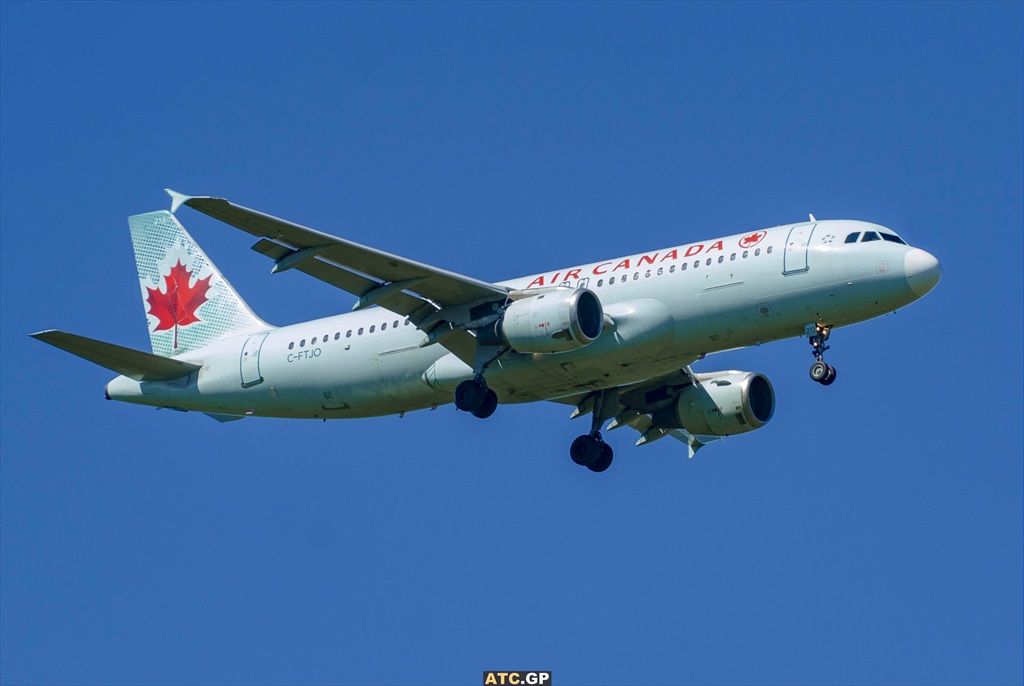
[862,231,880,242]
[880,233,907,245]
[844,232,860,244]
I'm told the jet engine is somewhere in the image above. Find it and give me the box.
[652,372,775,436]
[481,288,604,354]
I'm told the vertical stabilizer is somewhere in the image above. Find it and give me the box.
[128,210,269,357]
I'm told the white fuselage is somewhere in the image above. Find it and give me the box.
[106,219,934,418]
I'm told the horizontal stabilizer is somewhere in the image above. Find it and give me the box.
[30,330,201,382]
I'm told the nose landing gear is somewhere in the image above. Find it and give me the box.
[809,359,836,385]
[806,323,837,386]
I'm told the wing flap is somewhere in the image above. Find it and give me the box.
[251,238,294,262]
[31,330,201,382]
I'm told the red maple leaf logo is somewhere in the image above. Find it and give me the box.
[145,260,212,350]
[738,231,767,249]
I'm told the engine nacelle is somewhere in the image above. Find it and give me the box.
[487,288,604,354]
[652,371,775,436]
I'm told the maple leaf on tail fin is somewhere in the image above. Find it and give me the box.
[145,260,212,350]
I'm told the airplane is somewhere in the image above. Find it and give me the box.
[32,190,941,473]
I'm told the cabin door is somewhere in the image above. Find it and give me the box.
[783,223,816,274]
[239,332,269,387]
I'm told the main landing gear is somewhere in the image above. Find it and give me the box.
[570,433,614,473]
[455,346,504,419]
[455,377,615,472]
[569,390,616,473]
[806,323,837,386]
[454,378,498,419]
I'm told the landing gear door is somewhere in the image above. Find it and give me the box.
[783,223,816,274]
[240,332,269,388]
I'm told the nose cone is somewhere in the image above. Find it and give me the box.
[905,248,941,297]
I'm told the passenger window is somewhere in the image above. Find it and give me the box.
[670,265,676,273]
[633,272,639,280]
[609,276,616,284]
[767,246,773,254]
[645,270,651,278]
[705,258,712,266]
[369,325,375,333]
[694,260,700,268]
[346,330,352,338]
[718,256,724,263]
[657,267,663,276]
[845,232,860,244]
[730,253,736,261]
[334,332,340,340]
[881,233,907,245]
[393,321,399,328]
[405,319,411,326]
[300,339,305,347]
[597,279,604,287]
[288,342,294,350]
[743,250,748,258]
[323,335,328,343]
[755,248,761,256]
[381,322,387,330]
[358,328,364,335]
[681,263,687,271]
[862,231,880,242]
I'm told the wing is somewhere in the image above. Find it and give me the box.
[171,191,509,364]
[556,365,722,458]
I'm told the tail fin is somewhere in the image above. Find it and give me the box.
[128,209,269,357]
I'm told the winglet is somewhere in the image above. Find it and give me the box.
[165,189,192,214]
[809,213,817,222]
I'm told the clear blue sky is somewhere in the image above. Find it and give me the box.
[2,3,1021,685]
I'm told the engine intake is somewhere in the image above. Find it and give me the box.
[652,371,775,436]
[483,288,604,354]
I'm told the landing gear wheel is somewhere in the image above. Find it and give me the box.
[471,389,498,419]
[821,364,837,386]
[570,434,603,467]
[587,442,614,473]
[810,360,830,383]
[454,379,486,412]
[806,323,837,386]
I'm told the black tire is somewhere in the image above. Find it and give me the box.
[809,360,829,383]
[454,380,485,412]
[587,442,614,473]
[570,435,601,466]
[472,389,498,418]
[821,364,837,386]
